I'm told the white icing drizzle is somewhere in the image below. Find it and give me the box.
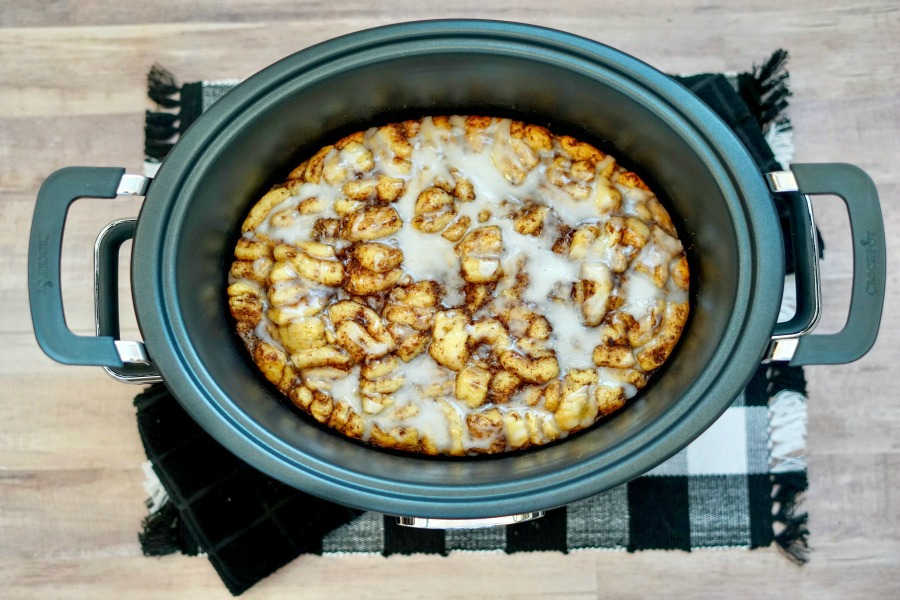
[622,270,665,319]
[254,183,342,244]
[542,300,596,371]
[331,366,362,410]
[387,224,459,286]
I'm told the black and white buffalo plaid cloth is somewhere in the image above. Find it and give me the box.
[138,51,809,596]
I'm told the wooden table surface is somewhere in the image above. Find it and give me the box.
[2,1,898,598]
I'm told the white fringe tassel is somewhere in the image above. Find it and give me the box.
[142,460,170,514]
[765,121,795,169]
[768,390,808,474]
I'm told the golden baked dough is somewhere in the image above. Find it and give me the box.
[228,116,689,456]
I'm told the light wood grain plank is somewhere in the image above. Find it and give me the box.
[4,0,887,26]
[1,540,899,600]
[0,372,145,470]
[807,353,900,449]
[0,551,601,600]
[589,539,900,600]
[0,555,226,600]
[793,97,900,184]
[0,468,146,559]
[0,115,145,192]
[1,5,898,117]
[807,453,900,540]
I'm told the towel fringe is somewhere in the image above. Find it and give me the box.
[147,64,180,108]
[764,119,795,169]
[767,366,809,475]
[737,49,792,130]
[768,390,808,474]
[145,64,182,163]
[141,461,170,514]
[771,472,810,564]
[144,110,179,139]
[766,365,810,564]
[138,498,202,557]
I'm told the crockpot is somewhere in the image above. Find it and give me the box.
[28,20,885,527]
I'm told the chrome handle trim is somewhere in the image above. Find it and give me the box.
[115,340,152,365]
[94,215,163,385]
[396,511,545,529]
[764,171,823,362]
[116,174,151,196]
[766,170,799,193]
[763,337,800,364]
[102,366,163,385]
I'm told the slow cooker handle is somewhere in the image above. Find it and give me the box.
[768,163,885,366]
[28,166,154,370]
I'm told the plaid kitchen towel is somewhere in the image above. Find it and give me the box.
[137,51,809,596]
